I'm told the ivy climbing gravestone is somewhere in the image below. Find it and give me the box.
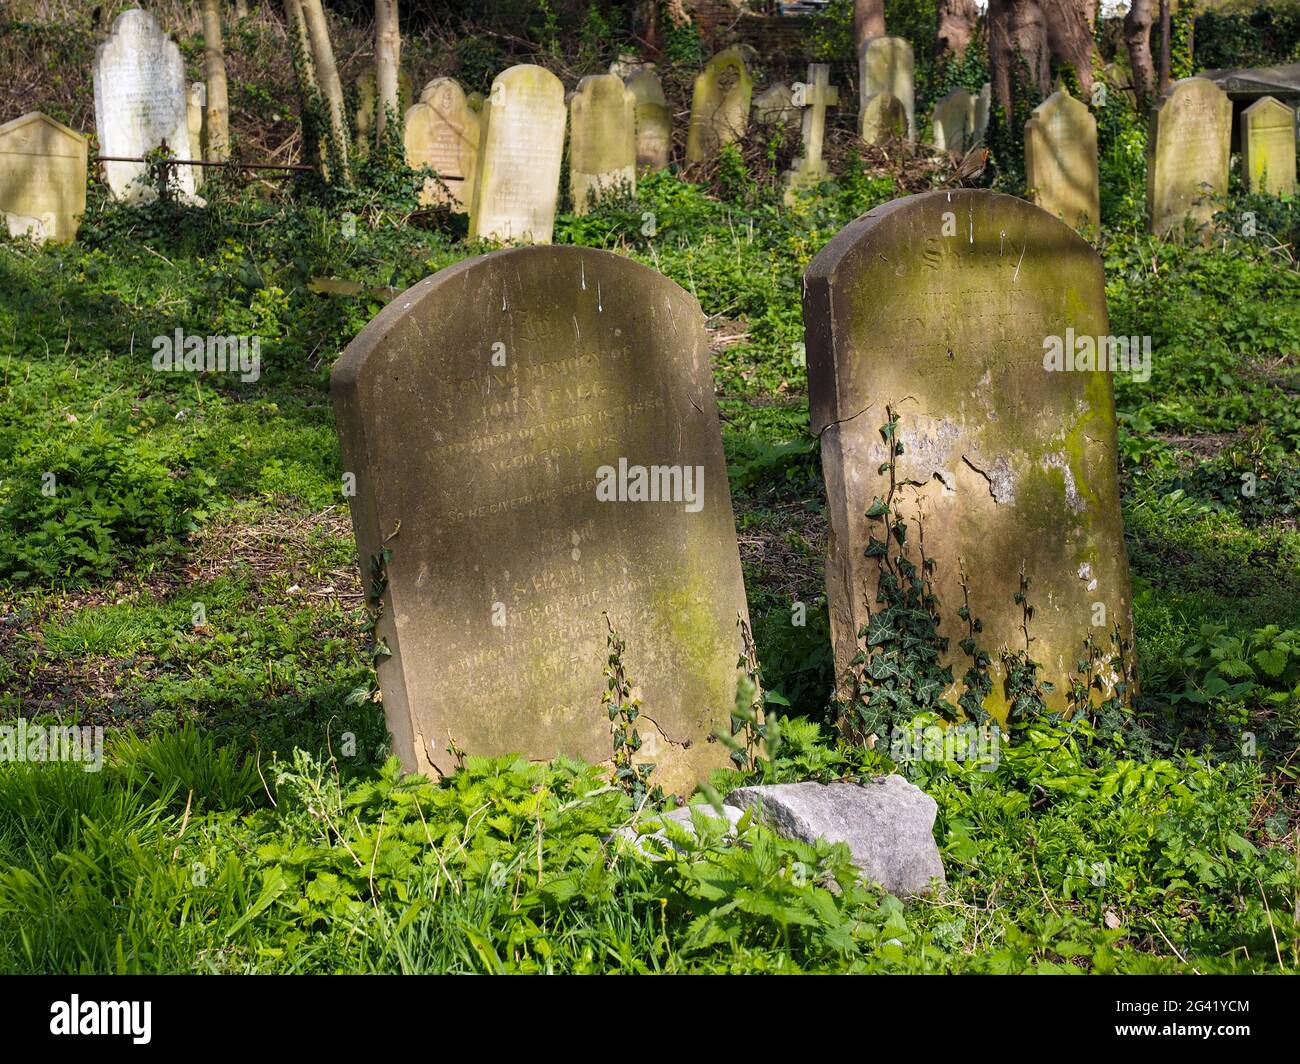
[332,246,751,794]
[803,190,1135,720]
[93,9,195,202]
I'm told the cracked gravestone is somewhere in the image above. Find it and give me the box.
[803,190,1135,719]
[569,74,636,214]
[404,77,480,210]
[1146,77,1232,237]
[332,245,751,794]
[686,46,753,163]
[1024,89,1099,228]
[859,36,914,143]
[626,69,671,171]
[0,113,88,243]
[468,65,567,244]
[1241,95,1296,197]
[93,9,195,202]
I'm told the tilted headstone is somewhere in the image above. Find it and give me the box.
[93,9,195,202]
[468,64,567,245]
[753,83,798,126]
[861,92,907,146]
[686,46,753,163]
[404,77,480,210]
[932,88,974,153]
[1024,89,1099,227]
[804,190,1135,717]
[859,36,914,143]
[0,112,88,243]
[569,74,636,214]
[1146,77,1232,236]
[783,64,839,202]
[1241,95,1296,197]
[626,69,671,171]
[332,245,751,794]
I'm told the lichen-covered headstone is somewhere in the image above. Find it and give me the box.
[332,246,752,794]
[1024,89,1099,227]
[404,78,480,210]
[932,88,974,153]
[861,92,907,146]
[686,46,753,163]
[626,69,671,170]
[804,190,1135,718]
[468,65,567,245]
[569,74,636,214]
[0,112,88,243]
[1146,77,1232,237]
[859,36,914,143]
[1241,95,1296,197]
[93,9,195,202]
[783,64,839,202]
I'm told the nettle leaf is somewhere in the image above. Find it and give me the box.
[1252,647,1288,678]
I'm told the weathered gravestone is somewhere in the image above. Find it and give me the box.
[1146,77,1232,237]
[626,69,671,170]
[932,88,974,153]
[804,190,1135,719]
[861,92,907,146]
[0,113,88,243]
[404,77,480,210]
[753,83,797,127]
[93,9,195,202]
[1241,95,1296,197]
[686,46,753,163]
[468,65,567,244]
[569,74,636,213]
[974,83,991,144]
[1024,89,1099,227]
[332,246,751,793]
[783,64,839,202]
[859,36,914,143]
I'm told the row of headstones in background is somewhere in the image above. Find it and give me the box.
[332,189,1136,792]
[932,84,991,154]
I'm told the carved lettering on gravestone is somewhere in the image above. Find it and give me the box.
[93,9,195,202]
[932,88,974,153]
[686,46,754,163]
[1024,90,1099,228]
[1146,77,1232,237]
[569,74,636,214]
[859,36,915,144]
[804,190,1135,718]
[332,246,751,794]
[0,112,88,244]
[1241,95,1296,197]
[405,78,480,210]
[625,69,671,171]
[468,65,567,245]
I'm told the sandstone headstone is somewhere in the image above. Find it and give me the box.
[804,190,1135,718]
[861,91,907,146]
[727,778,945,895]
[859,36,914,143]
[626,69,671,170]
[932,88,974,153]
[0,112,88,244]
[332,246,751,794]
[974,82,992,143]
[609,54,649,79]
[753,83,797,126]
[783,64,839,202]
[569,74,636,214]
[468,65,567,245]
[686,46,753,163]
[93,9,195,202]
[1241,95,1296,196]
[1146,77,1232,237]
[1024,89,1100,227]
[404,77,480,210]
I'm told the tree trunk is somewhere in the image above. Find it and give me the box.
[988,0,1049,125]
[300,0,349,179]
[284,0,316,89]
[1043,0,1096,100]
[936,0,980,61]
[1158,0,1171,94]
[201,0,230,162]
[374,0,401,138]
[854,0,885,52]
[1124,0,1157,110]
